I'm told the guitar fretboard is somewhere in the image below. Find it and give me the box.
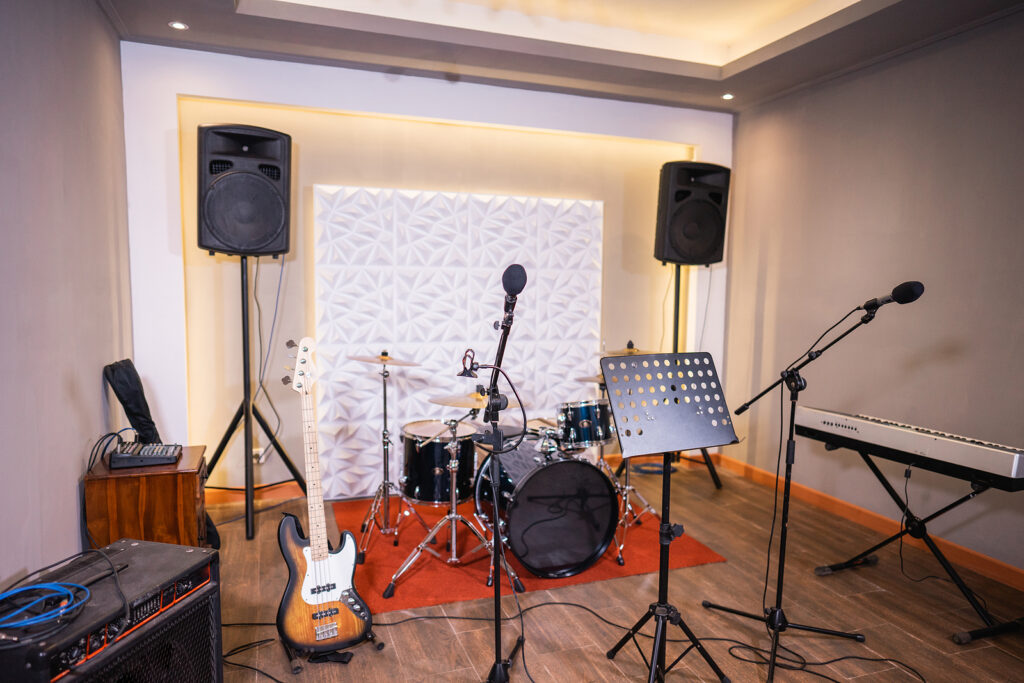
[301,389,329,562]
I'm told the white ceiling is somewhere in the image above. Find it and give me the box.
[98,0,1024,111]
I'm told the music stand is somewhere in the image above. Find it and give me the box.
[602,352,736,682]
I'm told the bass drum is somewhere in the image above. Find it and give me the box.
[475,441,618,579]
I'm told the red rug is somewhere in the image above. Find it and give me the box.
[333,498,725,615]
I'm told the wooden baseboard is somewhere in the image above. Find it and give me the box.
[707,452,1024,592]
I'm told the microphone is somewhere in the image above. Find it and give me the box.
[502,264,527,314]
[860,281,924,312]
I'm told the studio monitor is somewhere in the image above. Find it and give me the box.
[654,161,730,265]
[198,124,291,256]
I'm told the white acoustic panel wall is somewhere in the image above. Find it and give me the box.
[314,186,603,499]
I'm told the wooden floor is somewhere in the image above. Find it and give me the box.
[210,463,1024,682]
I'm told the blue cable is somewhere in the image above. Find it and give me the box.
[0,582,90,629]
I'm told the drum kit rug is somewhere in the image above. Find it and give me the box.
[350,345,661,598]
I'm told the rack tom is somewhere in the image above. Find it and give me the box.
[557,399,615,449]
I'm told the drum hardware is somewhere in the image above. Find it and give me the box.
[400,419,477,505]
[382,410,524,599]
[429,390,520,411]
[354,351,431,557]
[602,352,736,682]
[573,373,657,566]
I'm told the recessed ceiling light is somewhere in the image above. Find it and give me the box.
[168,21,189,31]
[721,93,734,100]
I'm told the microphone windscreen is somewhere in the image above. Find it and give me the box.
[892,280,924,304]
[502,264,528,296]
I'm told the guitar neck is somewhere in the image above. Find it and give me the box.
[301,390,329,561]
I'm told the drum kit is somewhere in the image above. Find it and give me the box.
[349,343,661,597]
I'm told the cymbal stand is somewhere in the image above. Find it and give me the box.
[383,410,517,598]
[593,379,656,567]
[359,358,430,556]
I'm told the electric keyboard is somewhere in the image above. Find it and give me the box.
[794,406,1023,492]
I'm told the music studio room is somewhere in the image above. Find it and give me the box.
[4,0,1024,681]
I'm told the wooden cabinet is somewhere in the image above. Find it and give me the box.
[85,446,208,547]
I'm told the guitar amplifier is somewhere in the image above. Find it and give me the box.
[0,539,221,682]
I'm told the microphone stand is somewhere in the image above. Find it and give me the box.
[702,307,878,679]
[482,293,525,683]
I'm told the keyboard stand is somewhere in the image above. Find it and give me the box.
[816,449,1021,643]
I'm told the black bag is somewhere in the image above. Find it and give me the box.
[103,359,162,443]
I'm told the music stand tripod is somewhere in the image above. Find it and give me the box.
[603,352,736,683]
[702,311,876,680]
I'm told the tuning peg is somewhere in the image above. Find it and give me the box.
[286,339,297,349]
[281,375,292,386]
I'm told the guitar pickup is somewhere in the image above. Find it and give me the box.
[311,607,340,620]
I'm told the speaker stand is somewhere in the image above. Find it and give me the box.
[206,255,306,540]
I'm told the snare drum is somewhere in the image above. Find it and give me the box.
[557,399,615,449]
[401,420,477,504]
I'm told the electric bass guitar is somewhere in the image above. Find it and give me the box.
[277,337,373,654]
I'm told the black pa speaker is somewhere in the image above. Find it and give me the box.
[654,161,730,265]
[198,124,291,256]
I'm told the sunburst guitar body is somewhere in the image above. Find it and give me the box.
[277,337,373,654]
[277,519,372,653]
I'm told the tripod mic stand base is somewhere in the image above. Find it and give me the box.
[486,636,524,683]
[701,601,865,642]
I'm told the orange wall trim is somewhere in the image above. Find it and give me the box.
[708,453,1024,592]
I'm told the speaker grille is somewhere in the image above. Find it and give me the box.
[75,581,221,682]
[203,172,286,254]
[258,164,281,180]
[654,162,730,265]
[209,160,233,175]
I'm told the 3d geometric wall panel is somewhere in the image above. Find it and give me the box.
[314,185,603,500]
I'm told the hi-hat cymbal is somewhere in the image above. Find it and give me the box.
[347,352,419,367]
[576,374,607,384]
[429,392,520,410]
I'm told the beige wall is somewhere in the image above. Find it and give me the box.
[727,11,1024,567]
[0,1,131,582]
[176,98,695,489]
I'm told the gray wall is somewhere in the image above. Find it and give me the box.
[726,11,1024,568]
[0,1,131,583]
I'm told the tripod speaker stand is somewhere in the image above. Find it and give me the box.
[206,255,306,540]
[602,352,736,682]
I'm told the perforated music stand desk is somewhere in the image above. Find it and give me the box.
[601,352,737,458]
[601,352,736,682]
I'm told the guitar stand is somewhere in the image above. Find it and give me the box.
[601,352,737,682]
[358,358,431,556]
[383,412,523,598]
[817,451,1021,643]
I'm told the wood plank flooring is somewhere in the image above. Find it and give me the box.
[209,463,1024,681]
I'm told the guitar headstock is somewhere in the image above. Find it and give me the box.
[288,337,316,395]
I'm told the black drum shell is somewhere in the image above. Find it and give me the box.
[475,443,617,578]
[401,421,476,504]
[557,399,615,448]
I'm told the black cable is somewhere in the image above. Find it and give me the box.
[472,364,528,456]
[786,307,859,372]
[222,638,287,683]
[761,383,786,618]
[252,256,286,462]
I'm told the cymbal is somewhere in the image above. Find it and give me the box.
[600,345,657,357]
[347,352,419,367]
[429,392,520,410]
[576,374,606,384]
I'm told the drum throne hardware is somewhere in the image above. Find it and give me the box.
[355,352,431,556]
[383,411,523,599]
[576,374,657,566]
[603,352,736,683]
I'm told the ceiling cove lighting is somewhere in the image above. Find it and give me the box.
[168,21,189,30]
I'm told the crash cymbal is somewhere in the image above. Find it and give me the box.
[576,374,607,384]
[429,391,520,410]
[347,351,419,367]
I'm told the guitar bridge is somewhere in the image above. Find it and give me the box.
[314,622,339,641]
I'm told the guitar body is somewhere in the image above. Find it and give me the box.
[276,514,372,654]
